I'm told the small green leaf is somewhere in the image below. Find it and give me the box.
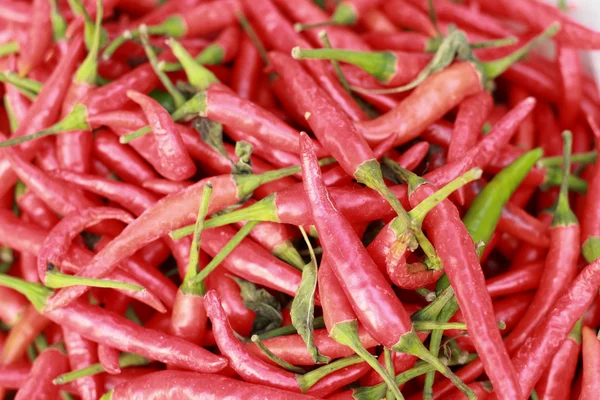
[231,277,282,334]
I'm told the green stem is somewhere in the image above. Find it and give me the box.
[552,131,577,227]
[181,184,213,295]
[237,12,268,66]
[251,335,306,374]
[160,44,225,72]
[74,0,103,85]
[384,347,395,400]
[479,23,561,80]
[416,288,437,302]
[0,273,52,312]
[34,334,49,352]
[392,332,475,399]
[296,355,364,392]
[353,362,437,400]
[294,21,335,32]
[319,31,352,93]
[537,150,597,168]
[167,38,219,91]
[4,95,20,133]
[139,25,186,108]
[45,267,144,292]
[0,41,19,57]
[0,72,43,94]
[258,316,325,340]
[469,36,518,49]
[330,320,404,399]
[292,47,396,83]
[188,221,260,285]
[49,0,68,42]
[0,103,90,148]
[413,320,506,332]
[53,353,149,384]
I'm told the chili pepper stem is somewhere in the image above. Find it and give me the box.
[73,0,103,86]
[537,150,597,168]
[291,47,397,83]
[0,103,90,147]
[236,12,269,66]
[392,331,476,399]
[181,184,213,295]
[54,353,149,384]
[296,355,364,392]
[161,45,224,72]
[330,320,405,400]
[45,267,145,292]
[49,0,67,42]
[168,38,219,90]
[272,242,305,271]
[250,335,305,374]
[0,72,43,94]
[0,41,19,57]
[188,220,260,285]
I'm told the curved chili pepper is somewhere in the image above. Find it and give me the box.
[14,347,70,400]
[0,36,85,198]
[45,164,306,310]
[245,0,368,122]
[102,370,318,400]
[16,190,60,230]
[141,178,191,195]
[300,132,473,397]
[535,318,582,400]
[127,90,196,180]
[360,8,398,33]
[205,266,255,337]
[0,274,229,373]
[557,46,582,128]
[580,326,600,400]
[63,327,103,400]
[92,129,158,185]
[382,0,438,37]
[485,262,544,298]
[478,0,600,49]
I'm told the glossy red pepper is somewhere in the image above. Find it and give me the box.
[14,347,70,400]
[580,326,600,400]
[382,0,438,37]
[63,327,103,400]
[581,116,600,263]
[230,35,262,101]
[16,0,53,76]
[485,262,544,298]
[508,86,536,149]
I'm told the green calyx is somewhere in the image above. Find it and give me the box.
[272,241,305,271]
[49,0,67,42]
[67,0,108,50]
[331,3,357,25]
[181,183,213,296]
[291,47,397,84]
[74,0,103,86]
[0,103,90,148]
[582,236,600,263]
[330,320,404,399]
[45,264,145,292]
[0,273,52,312]
[161,44,225,72]
[0,41,19,58]
[552,131,578,227]
[167,38,220,91]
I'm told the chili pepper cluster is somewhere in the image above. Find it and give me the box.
[1,0,600,399]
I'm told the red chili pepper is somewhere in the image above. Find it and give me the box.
[535,319,582,400]
[0,286,27,326]
[478,0,600,49]
[14,347,70,400]
[580,326,600,400]
[508,86,536,149]
[502,134,579,354]
[485,262,544,298]
[362,31,437,53]
[0,361,29,389]
[557,46,582,128]
[16,0,53,77]
[205,266,255,337]
[16,190,60,230]
[0,0,29,24]
[63,327,103,400]
[245,0,368,121]
[382,0,438,37]
[0,36,84,198]
[97,292,129,375]
[507,256,600,397]
[399,169,521,399]
[446,293,534,353]
[0,305,50,364]
[447,91,493,204]
[93,128,158,185]
[230,35,262,101]
[141,178,192,195]
[127,90,196,180]
[103,370,319,400]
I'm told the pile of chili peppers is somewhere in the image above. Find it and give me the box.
[1,0,600,399]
